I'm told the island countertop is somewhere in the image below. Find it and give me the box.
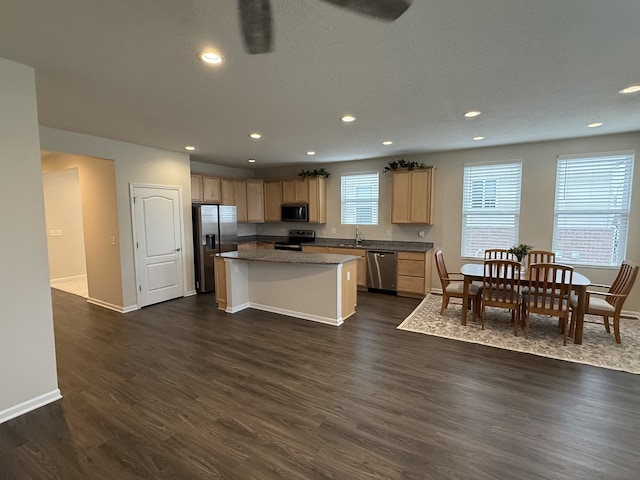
[219,249,359,265]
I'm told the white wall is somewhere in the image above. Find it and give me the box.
[0,58,60,422]
[39,127,195,310]
[42,168,87,279]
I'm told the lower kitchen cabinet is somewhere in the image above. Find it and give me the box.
[326,247,367,290]
[214,256,227,310]
[397,250,432,298]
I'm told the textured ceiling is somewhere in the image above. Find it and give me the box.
[1,0,640,168]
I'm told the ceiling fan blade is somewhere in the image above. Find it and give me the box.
[318,0,411,21]
[238,0,273,54]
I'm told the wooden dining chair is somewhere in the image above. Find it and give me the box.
[522,263,574,345]
[481,259,521,333]
[526,250,556,266]
[434,250,481,320]
[569,260,639,344]
[484,249,516,260]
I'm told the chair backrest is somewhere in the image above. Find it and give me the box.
[483,259,521,306]
[484,249,516,260]
[434,250,451,289]
[525,263,573,316]
[607,260,639,311]
[527,250,556,265]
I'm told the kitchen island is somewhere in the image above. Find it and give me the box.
[214,250,359,325]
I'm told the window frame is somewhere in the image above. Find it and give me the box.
[340,172,380,226]
[552,151,634,268]
[461,161,523,259]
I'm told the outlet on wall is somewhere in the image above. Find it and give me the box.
[331,228,336,234]
[419,231,425,238]
[386,229,391,236]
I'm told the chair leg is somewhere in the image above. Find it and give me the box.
[523,305,529,338]
[613,315,621,344]
[480,297,485,330]
[561,314,568,346]
[568,309,576,337]
[603,315,611,333]
[513,305,520,336]
[440,295,448,315]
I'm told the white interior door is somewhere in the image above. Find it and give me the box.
[132,185,184,307]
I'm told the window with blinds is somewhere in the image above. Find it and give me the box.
[553,152,634,267]
[461,162,522,258]
[341,173,379,225]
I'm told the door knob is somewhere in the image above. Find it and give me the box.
[176,247,182,252]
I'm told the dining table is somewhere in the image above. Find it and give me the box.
[459,263,591,344]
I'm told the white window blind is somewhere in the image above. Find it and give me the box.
[341,173,379,225]
[461,162,522,258]
[553,153,634,267]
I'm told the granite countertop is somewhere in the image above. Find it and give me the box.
[219,249,360,265]
[238,235,433,253]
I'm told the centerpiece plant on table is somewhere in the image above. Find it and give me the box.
[508,243,533,262]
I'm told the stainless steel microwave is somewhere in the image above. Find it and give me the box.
[281,204,308,222]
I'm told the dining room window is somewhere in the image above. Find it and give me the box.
[552,152,634,267]
[341,172,379,225]
[461,162,522,258]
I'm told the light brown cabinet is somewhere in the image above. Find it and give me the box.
[202,176,222,203]
[220,178,234,205]
[246,179,264,223]
[214,256,227,311]
[233,180,248,223]
[191,174,203,203]
[391,167,435,224]
[192,175,326,224]
[307,177,326,224]
[263,179,283,222]
[282,178,308,204]
[397,250,432,298]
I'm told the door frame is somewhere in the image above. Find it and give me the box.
[129,183,187,309]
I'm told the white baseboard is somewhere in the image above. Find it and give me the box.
[87,297,135,313]
[247,302,343,326]
[184,289,198,297]
[50,274,87,285]
[0,389,62,425]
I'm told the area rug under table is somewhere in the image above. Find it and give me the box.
[397,294,640,374]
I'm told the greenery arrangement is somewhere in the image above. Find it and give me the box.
[508,243,534,262]
[383,159,427,172]
[298,168,330,178]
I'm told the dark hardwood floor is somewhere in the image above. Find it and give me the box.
[1,289,639,479]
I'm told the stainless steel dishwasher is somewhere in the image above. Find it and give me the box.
[366,250,397,292]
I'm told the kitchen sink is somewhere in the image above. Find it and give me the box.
[338,243,365,248]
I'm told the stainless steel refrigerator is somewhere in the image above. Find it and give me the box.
[193,205,238,293]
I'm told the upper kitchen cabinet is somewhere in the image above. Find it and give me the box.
[391,167,435,224]
[307,177,326,224]
[202,176,222,204]
[246,179,264,223]
[263,179,282,222]
[233,180,248,223]
[282,178,308,204]
[220,178,234,205]
[191,174,204,203]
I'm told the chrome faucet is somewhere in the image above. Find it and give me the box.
[355,226,363,246]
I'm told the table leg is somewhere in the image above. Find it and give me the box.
[461,275,470,326]
[573,285,586,344]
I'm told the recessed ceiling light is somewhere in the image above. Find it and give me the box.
[248,159,256,163]
[185,145,196,151]
[249,132,262,139]
[198,51,224,65]
[619,85,640,94]
[382,141,393,146]
[473,136,485,141]
[464,110,482,118]
[587,122,603,128]
[341,115,356,123]
[306,151,316,156]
